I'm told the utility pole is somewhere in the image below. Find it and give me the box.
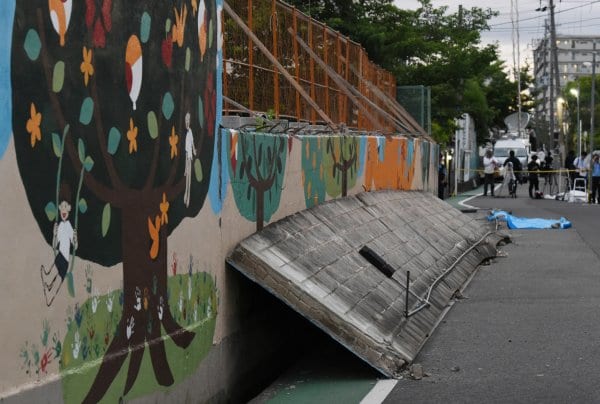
[592,52,596,154]
[548,25,555,156]
[549,0,564,163]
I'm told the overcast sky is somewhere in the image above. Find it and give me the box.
[396,0,600,75]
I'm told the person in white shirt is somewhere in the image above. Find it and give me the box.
[184,112,197,207]
[573,151,588,182]
[482,148,499,196]
[41,186,78,306]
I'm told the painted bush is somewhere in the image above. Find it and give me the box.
[301,135,365,207]
[301,136,327,208]
[229,131,287,231]
[11,0,219,402]
[323,135,361,198]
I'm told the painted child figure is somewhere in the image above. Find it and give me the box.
[41,185,78,306]
[184,112,197,207]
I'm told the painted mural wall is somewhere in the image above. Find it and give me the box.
[0,1,437,403]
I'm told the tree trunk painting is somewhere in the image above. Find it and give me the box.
[11,0,220,401]
[82,205,195,403]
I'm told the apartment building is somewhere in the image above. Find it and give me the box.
[533,35,600,129]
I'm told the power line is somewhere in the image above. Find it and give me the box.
[489,0,600,27]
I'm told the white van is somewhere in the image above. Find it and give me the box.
[493,138,528,169]
[479,137,528,181]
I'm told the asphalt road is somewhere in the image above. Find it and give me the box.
[385,184,600,403]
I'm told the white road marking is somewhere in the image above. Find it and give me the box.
[360,379,398,404]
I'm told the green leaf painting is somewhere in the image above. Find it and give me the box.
[24,29,41,61]
[78,138,85,163]
[83,156,94,172]
[147,112,158,139]
[162,92,174,120]
[140,12,151,43]
[197,97,204,129]
[107,128,121,155]
[79,97,94,125]
[45,201,57,222]
[194,158,203,182]
[101,203,111,237]
[78,198,88,214]
[52,132,63,158]
[52,61,65,93]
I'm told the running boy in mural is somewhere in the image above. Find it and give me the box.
[40,184,78,306]
[184,112,196,207]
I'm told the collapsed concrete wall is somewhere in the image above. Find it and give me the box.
[227,190,505,378]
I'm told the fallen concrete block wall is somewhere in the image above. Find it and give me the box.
[228,190,507,377]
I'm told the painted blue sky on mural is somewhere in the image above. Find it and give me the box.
[0,1,15,158]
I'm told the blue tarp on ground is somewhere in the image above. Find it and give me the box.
[487,210,572,229]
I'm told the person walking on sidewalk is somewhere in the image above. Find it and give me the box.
[483,149,498,197]
[438,156,447,200]
[591,153,600,203]
[528,154,541,198]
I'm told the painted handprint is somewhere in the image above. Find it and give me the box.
[72,330,81,359]
[206,298,212,318]
[157,296,164,321]
[134,286,142,311]
[85,265,93,294]
[106,290,113,313]
[41,319,50,346]
[126,316,135,340]
[91,289,99,314]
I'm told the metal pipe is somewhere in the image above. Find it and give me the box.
[405,271,410,318]
[407,231,494,317]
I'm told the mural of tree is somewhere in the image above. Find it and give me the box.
[12,0,218,401]
[364,136,417,190]
[229,131,287,231]
[301,136,327,208]
[323,135,360,198]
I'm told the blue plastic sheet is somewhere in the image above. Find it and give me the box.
[487,210,572,229]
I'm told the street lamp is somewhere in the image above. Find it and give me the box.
[570,85,581,158]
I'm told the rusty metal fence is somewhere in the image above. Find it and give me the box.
[223,0,424,135]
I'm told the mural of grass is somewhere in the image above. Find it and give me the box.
[60,271,217,403]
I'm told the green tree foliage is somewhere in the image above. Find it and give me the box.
[562,76,600,151]
[287,0,528,144]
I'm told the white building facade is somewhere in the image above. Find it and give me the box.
[534,35,600,131]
